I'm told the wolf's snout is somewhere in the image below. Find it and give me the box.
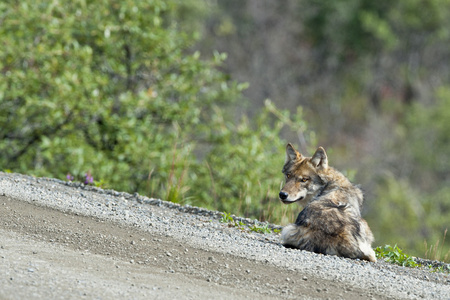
[279,191,288,200]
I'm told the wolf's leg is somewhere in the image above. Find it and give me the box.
[338,219,376,262]
[359,219,377,262]
[281,224,303,248]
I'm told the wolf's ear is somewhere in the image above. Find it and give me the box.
[311,147,328,169]
[285,143,302,163]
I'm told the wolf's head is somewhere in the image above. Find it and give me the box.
[279,143,329,205]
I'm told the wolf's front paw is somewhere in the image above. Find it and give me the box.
[358,240,377,262]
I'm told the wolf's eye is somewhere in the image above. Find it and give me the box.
[300,178,309,183]
[286,173,291,179]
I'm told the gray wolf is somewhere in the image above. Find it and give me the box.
[279,143,376,262]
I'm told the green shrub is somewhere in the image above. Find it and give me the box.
[0,0,315,225]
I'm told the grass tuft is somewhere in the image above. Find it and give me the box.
[424,229,449,263]
[249,223,272,234]
[220,212,246,230]
[220,212,280,234]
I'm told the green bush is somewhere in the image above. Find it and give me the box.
[0,0,240,199]
[0,0,314,225]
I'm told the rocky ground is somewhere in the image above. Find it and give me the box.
[0,172,449,299]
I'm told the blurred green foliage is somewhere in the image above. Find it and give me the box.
[304,0,449,57]
[0,0,233,193]
[366,86,450,260]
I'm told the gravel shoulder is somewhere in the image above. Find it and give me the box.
[0,172,449,299]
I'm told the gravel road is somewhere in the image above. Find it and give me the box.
[0,172,449,299]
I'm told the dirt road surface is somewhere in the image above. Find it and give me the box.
[0,173,449,299]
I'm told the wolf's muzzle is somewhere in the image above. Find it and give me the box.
[279,191,304,204]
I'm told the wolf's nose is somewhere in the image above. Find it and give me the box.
[279,191,288,200]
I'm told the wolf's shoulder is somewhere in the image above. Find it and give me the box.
[317,178,364,208]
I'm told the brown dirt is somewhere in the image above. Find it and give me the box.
[0,195,384,299]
